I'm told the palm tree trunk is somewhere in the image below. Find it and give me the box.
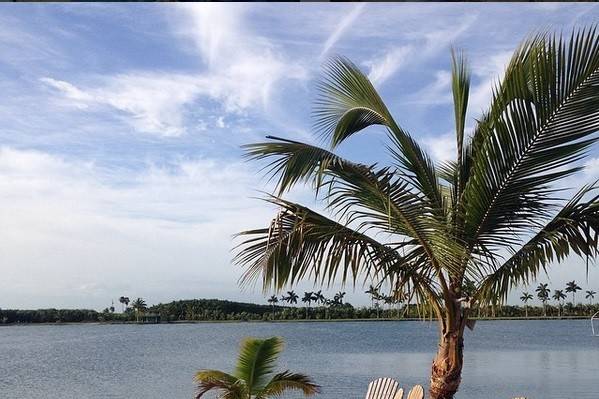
[429,321,464,399]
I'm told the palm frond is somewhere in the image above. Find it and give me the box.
[475,183,599,304]
[234,196,420,290]
[194,370,245,399]
[257,371,320,398]
[234,337,283,394]
[315,56,443,211]
[462,27,599,250]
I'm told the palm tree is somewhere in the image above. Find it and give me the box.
[131,298,147,322]
[365,285,381,318]
[235,28,599,399]
[119,296,130,313]
[520,292,533,318]
[565,280,582,305]
[536,284,550,317]
[552,289,566,316]
[283,291,299,306]
[194,337,319,399]
[333,291,346,305]
[586,289,597,305]
[267,295,278,320]
[301,292,313,319]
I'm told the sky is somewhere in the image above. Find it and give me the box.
[1,3,599,310]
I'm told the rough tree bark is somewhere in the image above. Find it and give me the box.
[429,297,467,399]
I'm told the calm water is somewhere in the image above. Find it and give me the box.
[1,320,598,399]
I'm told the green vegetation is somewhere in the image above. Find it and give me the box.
[235,27,599,399]
[194,336,319,399]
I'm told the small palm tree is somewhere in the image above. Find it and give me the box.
[365,285,381,318]
[565,280,582,305]
[333,291,346,305]
[520,292,533,318]
[301,292,313,319]
[267,295,278,319]
[552,289,566,316]
[536,284,550,317]
[586,289,597,305]
[131,298,147,322]
[195,337,319,399]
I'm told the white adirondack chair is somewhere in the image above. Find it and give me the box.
[365,378,400,399]
[406,385,424,399]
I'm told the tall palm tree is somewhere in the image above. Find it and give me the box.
[536,284,550,317]
[235,28,599,399]
[301,292,313,319]
[194,337,319,399]
[552,289,566,316]
[131,298,147,323]
[565,280,582,305]
[267,295,278,320]
[586,289,597,305]
[365,285,381,318]
[520,292,533,318]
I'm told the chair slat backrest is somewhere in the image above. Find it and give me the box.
[393,387,404,399]
[365,378,399,399]
[406,384,424,399]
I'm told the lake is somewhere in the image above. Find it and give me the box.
[1,320,597,399]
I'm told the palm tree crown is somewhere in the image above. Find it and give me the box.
[565,280,583,304]
[195,337,319,399]
[235,27,599,399]
[520,292,533,303]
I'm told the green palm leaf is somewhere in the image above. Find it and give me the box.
[194,370,246,399]
[257,371,320,398]
[234,337,283,394]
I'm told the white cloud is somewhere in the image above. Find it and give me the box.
[422,132,457,163]
[40,4,308,137]
[365,15,476,86]
[366,46,412,86]
[584,158,599,178]
[403,70,452,105]
[467,50,513,115]
[0,146,277,308]
[320,3,367,58]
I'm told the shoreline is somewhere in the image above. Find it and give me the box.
[0,315,593,326]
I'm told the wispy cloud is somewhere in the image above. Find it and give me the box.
[365,15,476,86]
[320,3,367,58]
[41,3,308,137]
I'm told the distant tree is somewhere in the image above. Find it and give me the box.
[194,337,319,399]
[519,292,533,318]
[301,292,313,319]
[365,285,381,318]
[267,295,279,319]
[313,290,326,306]
[536,284,550,317]
[131,298,147,322]
[565,281,582,305]
[332,291,345,306]
[283,291,299,306]
[552,290,566,316]
[586,289,597,305]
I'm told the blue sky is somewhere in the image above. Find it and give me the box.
[1,3,598,309]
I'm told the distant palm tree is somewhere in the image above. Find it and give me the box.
[552,290,567,316]
[313,290,326,307]
[536,284,550,317]
[119,296,130,313]
[586,290,597,305]
[131,298,147,322]
[283,291,299,306]
[267,295,278,319]
[333,291,346,305]
[365,285,381,318]
[194,337,319,399]
[520,292,533,318]
[565,280,582,305]
[301,292,313,319]
[235,28,599,399]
